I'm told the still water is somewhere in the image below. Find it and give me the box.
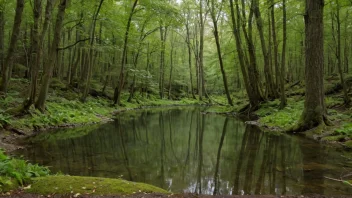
[15,107,352,195]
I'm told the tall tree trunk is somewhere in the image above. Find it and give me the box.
[229,0,260,109]
[158,25,168,99]
[0,0,25,94]
[271,0,280,89]
[0,7,4,77]
[113,0,138,105]
[240,0,264,109]
[35,0,68,112]
[290,0,327,132]
[185,7,196,99]
[23,0,55,110]
[209,0,233,106]
[280,0,287,109]
[199,0,209,101]
[168,45,174,100]
[81,0,105,102]
[253,0,277,99]
[335,0,350,105]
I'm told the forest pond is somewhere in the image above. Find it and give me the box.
[14,107,352,195]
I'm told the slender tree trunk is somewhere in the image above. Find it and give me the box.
[335,0,350,105]
[185,7,196,99]
[240,0,264,109]
[0,0,25,94]
[253,0,277,99]
[158,25,168,99]
[0,8,4,77]
[113,0,138,105]
[23,0,42,109]
[280,0,287,109]
[35,0,68,112]
[271,0,280,89]
[81,0,105,102]
[168,45,174,100]
[199,0,209,100]
[209,0,233,106]
[229,0,260,109]
[290,0,327,132]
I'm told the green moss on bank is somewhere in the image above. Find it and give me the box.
[0,79,203,133]
[256,98,303,130]
[27,175,168,196]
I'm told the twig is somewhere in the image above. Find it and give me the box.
[324,176,352,186]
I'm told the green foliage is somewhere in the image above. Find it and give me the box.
[9,97,115,131]
[0,150,50,192]
[326,96,344,108]
[335,123,352,136]
[257,98,304,129]
[0,113,10,128]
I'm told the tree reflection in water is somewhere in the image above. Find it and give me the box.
[17,107,352,195]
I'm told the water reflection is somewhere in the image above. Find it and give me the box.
[15,107,352,195]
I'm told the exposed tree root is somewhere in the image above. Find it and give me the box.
[286,115,332,133]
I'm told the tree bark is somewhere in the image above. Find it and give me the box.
[0,0,25,94]
[81,0,105,102]
[253,0,277,99]
[0,7,4,77]
[229,0,262,110]
[335,0,350,105]
[280,0,287,109]
[35,0,68,111]
[209,0,233,106]
[113,0,138,105]
[158,25,168,99]
[185,6,196,99]
[290,0,327,132]
[270,0,280,89]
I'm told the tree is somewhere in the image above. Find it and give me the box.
[280,0,287,109]
[0,0,25,94]
[113,0,138,105]
[290,0,328,132]
[253,0,278,99]
[208,0,233,106]
[35,0,68,111]
[334,0,350,105]
[228,0,264,111]
[81,0,105,102]
[184,4,196,99]
[23,0,55,110]
[0,2,4,77]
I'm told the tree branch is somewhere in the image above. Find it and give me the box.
[57,38,90,50]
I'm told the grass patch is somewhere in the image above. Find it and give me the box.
[27,175,168,196]
[0,150,50,192]
[256,98,303,129]
[9,97,115,131]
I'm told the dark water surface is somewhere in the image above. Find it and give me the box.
[14,107,352,195]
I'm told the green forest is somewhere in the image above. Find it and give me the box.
[1,0,352,196]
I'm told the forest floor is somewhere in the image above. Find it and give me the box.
[2,192,352,198]
[1,76,352,196]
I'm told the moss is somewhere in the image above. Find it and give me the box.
[256,98,303,130]
[0,177,19,193]
[321,135,346,142]
[344,140,352,148]
[27,175,168,195]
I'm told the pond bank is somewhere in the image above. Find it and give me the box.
[204,96,352,150]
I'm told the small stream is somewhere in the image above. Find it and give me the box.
[14,107,352,195]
